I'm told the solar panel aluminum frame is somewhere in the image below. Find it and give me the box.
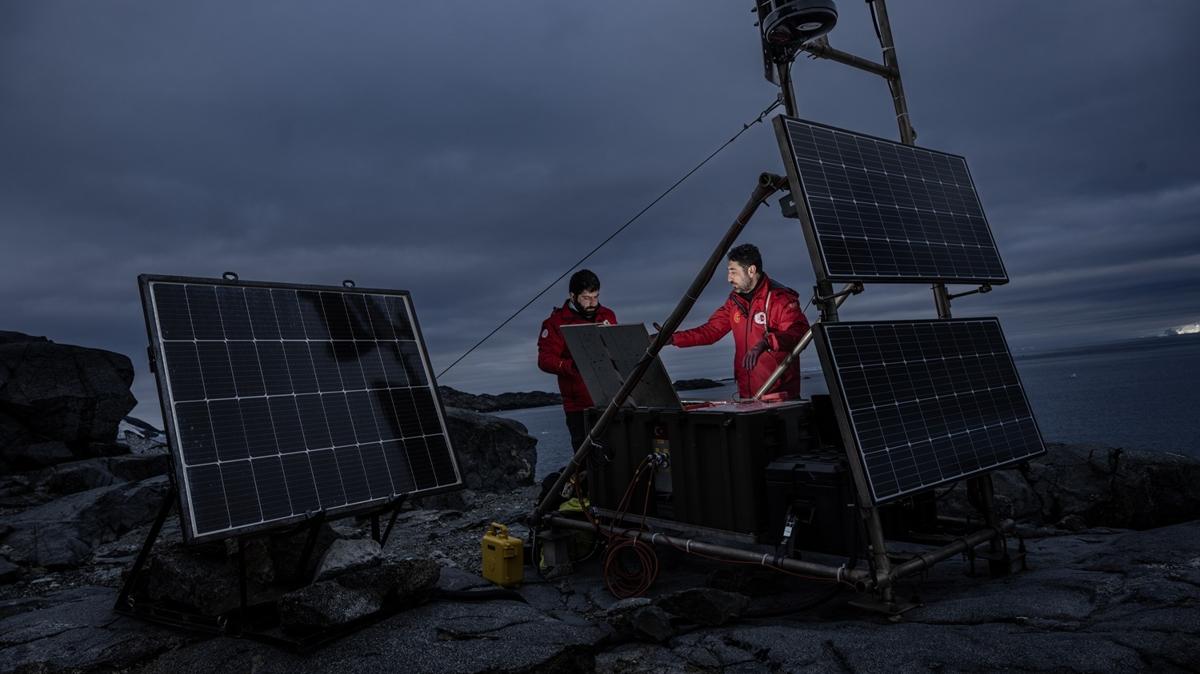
[773,115,1009,286]
[811,318,1045,506]
[137,274,464,544]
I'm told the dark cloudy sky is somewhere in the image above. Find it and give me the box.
[2,1,1198,420]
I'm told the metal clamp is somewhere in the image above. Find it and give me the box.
[946,283,992,301]
[813,281,864,305]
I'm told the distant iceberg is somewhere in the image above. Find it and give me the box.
[1164,322,1200,336]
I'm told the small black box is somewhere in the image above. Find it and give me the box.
[764,449,858,556]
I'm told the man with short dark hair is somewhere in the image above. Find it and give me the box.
[663,244,809,399]
[538,269,617,451]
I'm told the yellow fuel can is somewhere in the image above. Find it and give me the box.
[481,522,524,587]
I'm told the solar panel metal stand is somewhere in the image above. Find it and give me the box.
[113,485,263,638]
[369,494,408,546]
[290,511,329,585]
[114,483,179,614]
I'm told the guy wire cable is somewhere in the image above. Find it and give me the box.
[437,95,783,379]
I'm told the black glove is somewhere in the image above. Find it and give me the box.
[742,338,769,371]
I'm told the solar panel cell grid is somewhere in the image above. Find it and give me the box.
[777,117,1008,284]
[144,278,461,542]
[818,319,1043,503]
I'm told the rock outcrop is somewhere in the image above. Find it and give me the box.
[437,386,561,412]
[0,332,137,471]
[3,476,170,569]
[444,407,537,493]
[672,378,725,391]
[941,442,1200,530]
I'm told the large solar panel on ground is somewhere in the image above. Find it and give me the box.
[813,318,1043,504]
[774,116,1007,284]
[139,275,461,543]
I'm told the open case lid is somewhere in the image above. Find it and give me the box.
[561,323,682,410]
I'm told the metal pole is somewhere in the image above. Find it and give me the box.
[777,58,799,117]
[114,486,176,611]
[882,522,1010,589]
[933,284,953,319]
[871,0,916,145]
[800,37,892,79]
[532,172,789,524]
[547,514,872,587]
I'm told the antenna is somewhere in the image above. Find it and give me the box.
[754,0,839,115]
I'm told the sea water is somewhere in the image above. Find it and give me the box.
[497,336,1200,480]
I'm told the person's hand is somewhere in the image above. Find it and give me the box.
[742,338,768,370]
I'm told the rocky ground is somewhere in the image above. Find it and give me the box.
[5,440,1199,673]
[3,332,1200,672]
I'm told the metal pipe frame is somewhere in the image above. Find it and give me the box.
[547,513,872,587]
[531,172,789,524]
[880,521,1011,590]
[800,37,893,80]
[549,513,1011,594]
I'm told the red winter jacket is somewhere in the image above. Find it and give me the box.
[671,274,809,398]
[537,302,617,412]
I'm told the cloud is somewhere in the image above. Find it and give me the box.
[0,0,1196,422]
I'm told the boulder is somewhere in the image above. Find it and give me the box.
[1,439,75,469]
[629,606,675,643]
[654,588,749,627]
[0,473,37,508]
[140,541,248,616]
[279,580,382,630]
[606,597,676,642]
[279,557,440,631]
[35,453,170,497]
[0,559,20,584]
[268,521,343,584]
[314,538,383,581]
[0,336,137,469]
[444,408,536,493]
[1,475,169,568]
[338,557,441,606]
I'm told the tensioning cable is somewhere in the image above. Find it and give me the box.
[437,96,783,379]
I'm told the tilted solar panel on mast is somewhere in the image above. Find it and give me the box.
[774,116,1008,285]
[139,275,462,543]
[769,115,1043,507]
[811,318,1045,504]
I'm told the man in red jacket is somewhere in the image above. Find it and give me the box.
[537,269,617,451]
[664,244,809,399]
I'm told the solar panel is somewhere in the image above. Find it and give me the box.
[812,318,1043,504]
[139,275,462,543]
[774,116,1008,284]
